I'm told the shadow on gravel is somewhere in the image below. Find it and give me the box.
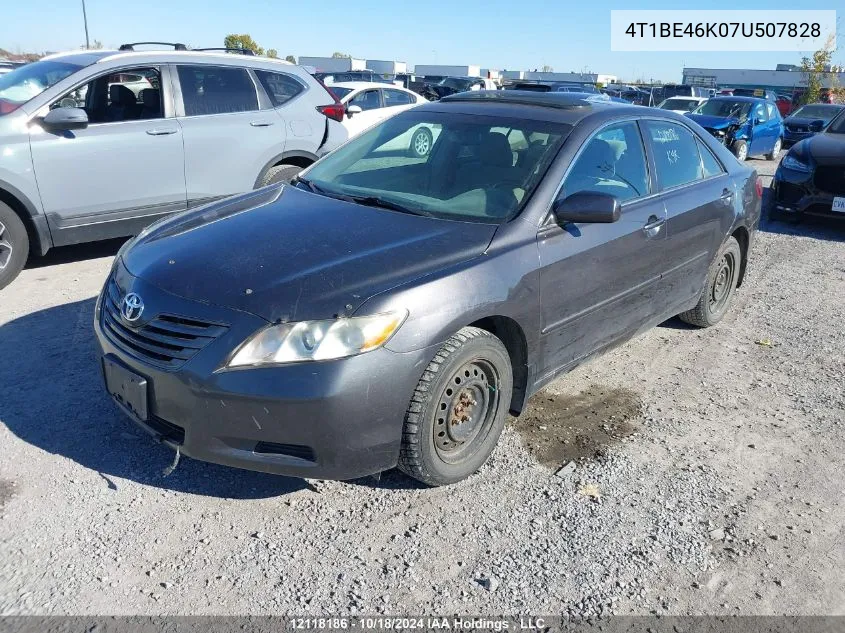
[657,316,698,331]
[25,238,128,270]
[0,298,306,499]
[760,214,845,242]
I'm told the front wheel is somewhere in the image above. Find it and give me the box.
[409,127,433,158]
[732,140,748,161]
[679,236,742,328]
[0,202,29,291]
[766,137,782,161]
[258,164,305,188]
[398,327,513,486]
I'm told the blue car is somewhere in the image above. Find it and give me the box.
[782,103,845,147]
[686,96,784,161]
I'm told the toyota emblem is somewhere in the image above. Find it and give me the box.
[121,292,145,322]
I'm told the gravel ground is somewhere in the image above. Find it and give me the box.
[1,155,843,616]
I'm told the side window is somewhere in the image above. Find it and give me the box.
[349,89,381,111]
[561,121,649,203]
[754,103,768,123]
[177,65,258,116]
[50,66,163,124]
[382,89,412,107]
[766,103,777,120]
[254,70,303,107]
[696,138,724,178]
[643,121,703,190]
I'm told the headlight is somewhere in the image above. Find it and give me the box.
[781,154,811,173]
[227,310,408,367]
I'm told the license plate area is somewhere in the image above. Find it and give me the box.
[833,197,845,213]
[103,356,149,421]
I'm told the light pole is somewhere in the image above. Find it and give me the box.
[81,0,90,49]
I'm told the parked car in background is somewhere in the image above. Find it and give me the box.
[509,82,599,94]
[771,107,845,221]
[775,94,795,117]
[782,104,844,147]
[687,96,783,161]
[327,81,427,141]
[314,70,392,85]
[420,76,497,101]
[731,88,778,102]
[0,45,345,290]
[657,96,707,114]
[94,90,761,486]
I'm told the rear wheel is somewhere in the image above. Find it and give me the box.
[0,202,29,291]
[398,327,513,486]
[766,137,782,161]
[679,236,742,328]
[732,140,748,161]
[409,127,433,158]
[258,164,305,188]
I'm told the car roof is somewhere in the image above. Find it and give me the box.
[40,48,296,68]
[709,95,764,103]
[423,90,644,124]
[331,81,403,90]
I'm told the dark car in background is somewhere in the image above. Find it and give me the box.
[95,91,761,486]
[731,88,778,102]
[771,107,845,221]
[687,96,783,161]
[782,104,844,147]
[314,70,393,85]
[419,76,491,100]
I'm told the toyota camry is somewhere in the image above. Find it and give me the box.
[95,91,761,486]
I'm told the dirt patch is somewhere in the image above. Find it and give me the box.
[510,385,643,468]
[0,479,15,508]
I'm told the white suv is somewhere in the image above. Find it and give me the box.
[0,44,347,289]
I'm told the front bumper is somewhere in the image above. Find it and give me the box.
[94,263,435,480]
[782,130,811,146]
[771,167,845,220]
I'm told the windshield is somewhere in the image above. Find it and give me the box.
[439,78,472,90]
[693,99,752,119]
[329,86,354,100]
[0,60,83,115]
[301,111,571,223]
[660,98,699,112]
[792,104,842,122]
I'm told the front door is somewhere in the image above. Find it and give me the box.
[537,120,666,378]
[28,65,186,246]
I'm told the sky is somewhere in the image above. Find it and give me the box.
[1,0,841,82]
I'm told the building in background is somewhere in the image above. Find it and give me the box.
[412,64,481,78]
[501,70,617,85]
[683,67,845,92]
[366,60,408,75]
[297,56,367,73]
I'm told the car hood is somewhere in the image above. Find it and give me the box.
[802,132,845,165]
[685,114,741,130]
[123,185,498,323]
[784,116,827,127]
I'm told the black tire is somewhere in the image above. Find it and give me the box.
[398,327,513,486]
[766,137,782,161]
[679,236,742,328]
[732,140,748,161]
[0,202,29,291]
[409,127,433,158]
[258,164,304,188]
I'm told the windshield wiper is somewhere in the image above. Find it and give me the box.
[293,175,325,194]
[345,194,434,217]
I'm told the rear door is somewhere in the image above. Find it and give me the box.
[174,64,283,207]
[748,101,772,155]
[642,119,729,313]
[381,88,418,118]
[537,120,667,377]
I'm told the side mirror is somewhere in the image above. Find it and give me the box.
[809,119,824,133]
[553,191,621,225]
[346,105,362,118]
[41,107,88,131]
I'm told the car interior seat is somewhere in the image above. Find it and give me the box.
[107,84,140,121]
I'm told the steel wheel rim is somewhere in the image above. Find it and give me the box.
[0,220,12,271]
[413,131,430,155]
[710,251,736,313]
[434,359,500,464]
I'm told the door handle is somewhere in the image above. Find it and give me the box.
[250,121,274,127]
[146,128,177,136]
[720,188,734,204]
[643,214,666,237]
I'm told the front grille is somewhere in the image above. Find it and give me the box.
[145,416,186,444]
[101,278,228,370]
[254,441,316,462]
[813,167,845,196]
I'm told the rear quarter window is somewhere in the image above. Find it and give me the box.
[255,70,304,107]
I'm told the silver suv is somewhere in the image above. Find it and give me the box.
[0,44,347,289]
